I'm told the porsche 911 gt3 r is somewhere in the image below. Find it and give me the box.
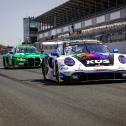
[41,40,126,84]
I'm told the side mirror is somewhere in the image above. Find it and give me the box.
[112,48,119,53]
[51,49,60,57]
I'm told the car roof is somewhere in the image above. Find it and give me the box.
[16,45,35,48]
[67,39,101,43]
[64,39,102,46]
[42,41,64,45]
[40,39,101,45]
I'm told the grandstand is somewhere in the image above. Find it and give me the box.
[35,0,126,53]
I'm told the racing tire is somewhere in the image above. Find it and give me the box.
[3,58,8,69]
[12,59,15,68]
[55,62,63,85]
[41,60,47,80]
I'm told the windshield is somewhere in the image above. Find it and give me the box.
[16,47,37,53]
[64,43,110,55]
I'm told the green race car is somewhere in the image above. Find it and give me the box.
[2,45,45,68]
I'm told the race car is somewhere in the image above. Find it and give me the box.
[2,45,45,68]
[41,40,126,84]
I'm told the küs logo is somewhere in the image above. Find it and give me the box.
[86,60,110,64]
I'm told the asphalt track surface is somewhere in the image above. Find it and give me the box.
[0,56,126,126]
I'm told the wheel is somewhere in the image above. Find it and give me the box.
[55,62,63,84]
[41,60,48,80]
[12,59,15,68]
[3,58,6,68]
[3,58,8,69]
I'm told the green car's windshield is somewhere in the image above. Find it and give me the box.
[16,47,37,53]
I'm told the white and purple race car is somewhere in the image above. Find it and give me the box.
[41,40,126,84]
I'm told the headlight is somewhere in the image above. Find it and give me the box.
[16,57,26,61]
[64,57,75,66]
[118,55,126,64]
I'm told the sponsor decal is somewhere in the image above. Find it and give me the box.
[95,69,106,72]
[75,69,83,71]
[118,55,126,64]
[86,59,110,65]
[74,53,114,67]
[60,64,68,70]
[77,53,109,60]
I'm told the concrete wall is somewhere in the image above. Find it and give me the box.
[106,41,126,54]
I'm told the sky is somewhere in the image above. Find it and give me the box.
[0,0,68,46]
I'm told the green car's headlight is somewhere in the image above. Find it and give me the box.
[16,57,26,61]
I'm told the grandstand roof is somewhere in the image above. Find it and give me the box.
[36,0,126,27]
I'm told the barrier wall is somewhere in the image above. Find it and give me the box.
[106,41,126,54]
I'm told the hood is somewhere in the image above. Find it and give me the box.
[14,53,25,57]
[73,53,114,67]
[14,53,45,58]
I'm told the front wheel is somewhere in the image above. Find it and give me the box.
[55,62,63,84]
[41,60,47,80]
[3,58,8,69]
[12,59,15,68]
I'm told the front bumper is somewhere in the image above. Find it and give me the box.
[59,70,126,82]
[15,57,41,68]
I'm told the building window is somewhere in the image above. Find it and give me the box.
[85,19,92,27]
[96,15,105,24]
[110,11,120,20]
